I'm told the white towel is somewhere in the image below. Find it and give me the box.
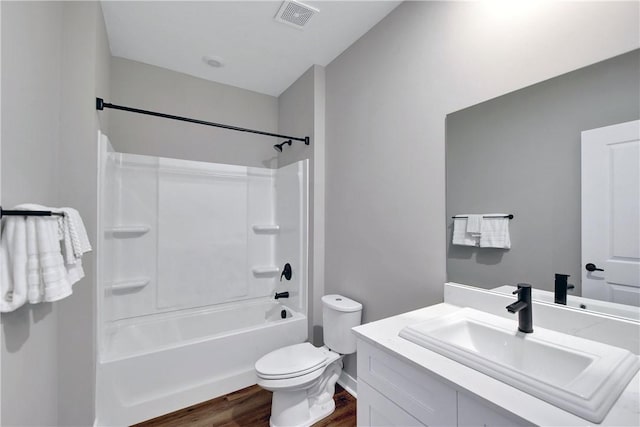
[65,258,85,285]
[59,213,76,265]
[6,204,82,304]
[60,208,91,261]
[466,215,483,235]
[57,208,89,285]
[26,216,44,303]
[452,217,479,246]
[479,215,511,249]
[31,215,73,302]
[0,217,28,312]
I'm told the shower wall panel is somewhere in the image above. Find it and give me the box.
[157,161,249,309]
[102,154,286,324]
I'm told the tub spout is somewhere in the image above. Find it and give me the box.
[274,291,289,300]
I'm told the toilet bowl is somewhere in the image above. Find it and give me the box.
[255,295,362,427]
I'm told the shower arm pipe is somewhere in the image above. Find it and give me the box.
[96,98,310,145]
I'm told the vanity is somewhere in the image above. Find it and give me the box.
[352,283,640,426]
[354,52,640,427]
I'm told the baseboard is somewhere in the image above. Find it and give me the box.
[337,371,357,398]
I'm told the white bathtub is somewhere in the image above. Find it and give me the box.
[95,300,307,426]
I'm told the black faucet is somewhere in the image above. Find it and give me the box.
[506,283,533,333]
[274,291,289,300]
[554,273,575,305]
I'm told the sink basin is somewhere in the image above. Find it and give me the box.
[399,307,640,423]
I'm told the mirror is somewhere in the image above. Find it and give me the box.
[446,49,640,321]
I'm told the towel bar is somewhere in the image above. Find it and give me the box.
[0,206,64,219]
[452,214,514,219]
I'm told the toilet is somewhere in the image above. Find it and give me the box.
[255,294,363,427]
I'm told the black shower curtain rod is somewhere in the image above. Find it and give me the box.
[96,98,310,145]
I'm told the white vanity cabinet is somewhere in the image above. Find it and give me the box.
[356,339,530,427]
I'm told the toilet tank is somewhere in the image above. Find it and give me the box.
[322,295,363,354]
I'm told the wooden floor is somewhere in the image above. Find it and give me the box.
[133,384,356,427]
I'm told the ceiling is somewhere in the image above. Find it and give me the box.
[101,1,401,97]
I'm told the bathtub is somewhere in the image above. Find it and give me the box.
[95,299,307,426]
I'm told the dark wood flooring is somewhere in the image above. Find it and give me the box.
[133,384,356,427]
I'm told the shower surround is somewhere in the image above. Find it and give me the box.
[95,140,308,425]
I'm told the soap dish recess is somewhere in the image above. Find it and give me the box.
[106,225,150,237]
[252,266,280,277]
[107,278,150,293]
[252,225,280,234]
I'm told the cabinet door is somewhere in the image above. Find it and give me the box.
[358,379,425,427]
[458,393,531,427]
[357,340,457,425]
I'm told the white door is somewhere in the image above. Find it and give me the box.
[582,120,640,306]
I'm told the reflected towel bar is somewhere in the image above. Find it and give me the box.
[452,214,514,219]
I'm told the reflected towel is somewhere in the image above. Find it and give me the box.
[452,217,479,246]
[466,215,483,236]
[479,215,511,249]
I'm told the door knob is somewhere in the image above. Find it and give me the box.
[585,263,604,272]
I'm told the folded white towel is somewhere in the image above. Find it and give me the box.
[0,217,29,312]
[59,208,89,285]
[37,216,73,301]
[466,215,483,235]
[65,258,85,285]
[60,208,91,260]
[59,213,76,265]
[479,215,511,249]
[12,204,79,303]
[1,204,89,309]
[26,217,44,303]
[452,217,479,246]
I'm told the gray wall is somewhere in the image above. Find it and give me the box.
[1,2,111,425]
[446,50,640,295]
[324,1,639,378]
[109,57,278,168]
[277,65,326,346]
[1,2,64,424]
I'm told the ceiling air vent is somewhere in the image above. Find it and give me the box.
[274,0,319,30]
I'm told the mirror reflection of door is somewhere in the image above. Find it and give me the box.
[581,120,640,306]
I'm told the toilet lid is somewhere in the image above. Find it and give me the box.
[255,343,327,378]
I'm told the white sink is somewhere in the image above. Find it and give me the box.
[399,307,640,423]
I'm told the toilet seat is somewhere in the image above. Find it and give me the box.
[257,366,327,392]
[256,345,343,392]
[255,343,328,380]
